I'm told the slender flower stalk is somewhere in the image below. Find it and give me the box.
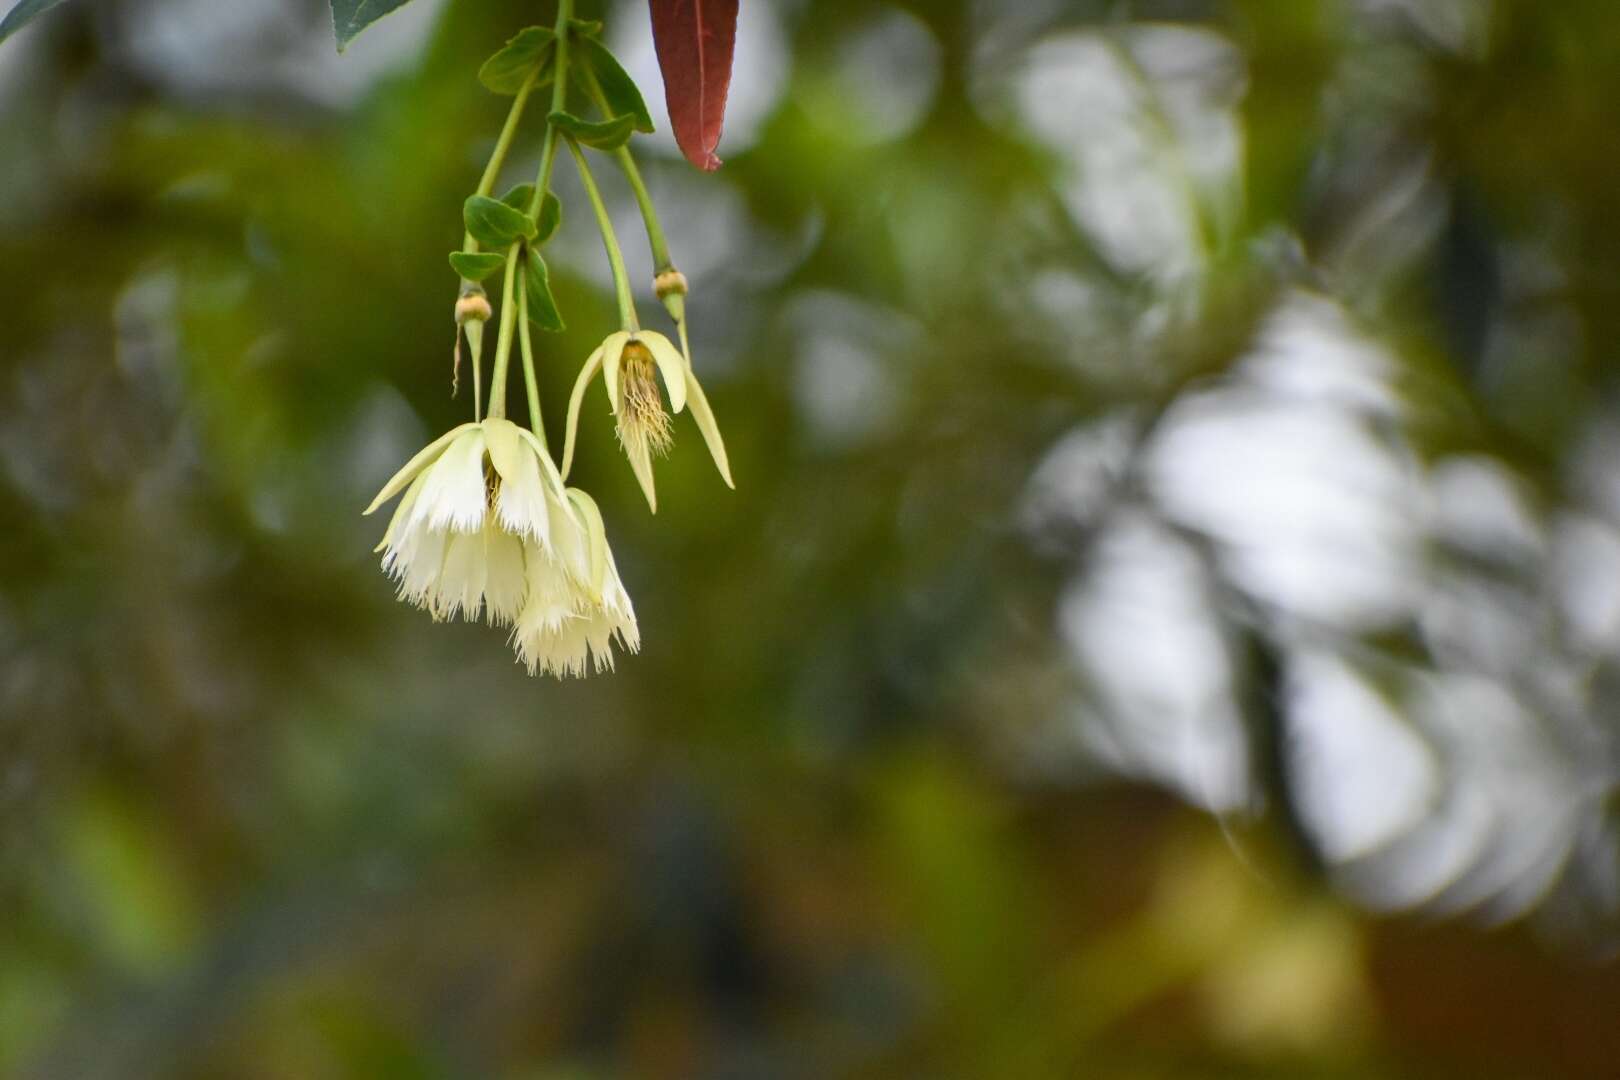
[517,259,547,451]
[567,138,639,331]
[580,64,675,278]
[525,0,573,219]
[457,65,543,422]
[617,146,673,272]
[486,241,523,419]
[465,66,542,257]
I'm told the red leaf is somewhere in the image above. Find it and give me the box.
[648,0,738,172]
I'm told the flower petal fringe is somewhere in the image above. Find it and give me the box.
[366,418,640,676]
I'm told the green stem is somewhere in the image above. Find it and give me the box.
[463,67,541,257]
[486,0,574,429]
[457,66,538,424]
[615,147,674,274]
[487,243,521,418]
[516,259,548,451]
[464,321,485,421]
[580,65,674,273]
[525,0,574,218]
[567,138,639,331]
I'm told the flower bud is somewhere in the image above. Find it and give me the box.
[655,269,688,326]
[654,268,688,300]
[455,291,492,325]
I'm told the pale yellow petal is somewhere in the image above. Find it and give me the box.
[397,526,449,612]
[565,488,608,596]
[413,427,488,534]
[482,526,527,626]
[518,427,569,500]
[436,529,488,621]
[485,418,550,546]
[547,485,592,585]
[625,439,657,514]
[639,331,688,414]
[375,471,427,553]
[683,369,735,489]
[362,422,476,515]
[561,345,605,479]
[599,332,632,418]
[481,417,523,475]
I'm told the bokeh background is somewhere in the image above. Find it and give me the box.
[4,0,1620,1076]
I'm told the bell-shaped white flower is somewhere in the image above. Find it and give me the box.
[365,417,570,626]
[511,487,640,677]
[366,418,641,678]
[560,329,733,513]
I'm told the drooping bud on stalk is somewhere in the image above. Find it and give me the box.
[654,267,688,326]
[455,290,493,324]
[454,287,492,407]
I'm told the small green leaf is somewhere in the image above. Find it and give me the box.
[499,185,559,243]
[525,249,565,332]
[0,0,70,47]
[549,110,636,151]
[535,192,562,244]
[574,37,654,133]
[449,251,507,281]
[329,0,414,52]
[499,182,535,211]
[478,26,555,95]
[568,18,604,38]
[463,195,536,247]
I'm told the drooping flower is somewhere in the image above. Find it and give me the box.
[510,488,640,677]
[561,329,733,512]
[365,417,640,677]
[365,418,553,624]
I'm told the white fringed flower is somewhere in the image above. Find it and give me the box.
[366,418,565,623]
[560,330,733,513]
[365,418,640,677]
[511,488,640,677]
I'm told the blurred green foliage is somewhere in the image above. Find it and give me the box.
[3,1,1620,1078]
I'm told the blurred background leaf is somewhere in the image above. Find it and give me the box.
[0,0,69,47]
[331,0,417,52]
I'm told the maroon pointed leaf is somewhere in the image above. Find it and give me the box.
[647,0,738,172]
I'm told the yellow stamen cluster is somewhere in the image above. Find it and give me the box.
[615,341,674,461]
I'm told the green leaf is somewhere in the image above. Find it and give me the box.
[448,251,507,281]
[549,110,636,151]
[499,183,535,212]
[535,192,562,244]
[463,195,536,248]
[498,185,559,243]
[525,249,565,332]
[0,0,71,47]
[329,0,414,53]
[479,26,555,95]
[574,36,655,133]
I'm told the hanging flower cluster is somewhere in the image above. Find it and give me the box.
[364,5,731,677]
